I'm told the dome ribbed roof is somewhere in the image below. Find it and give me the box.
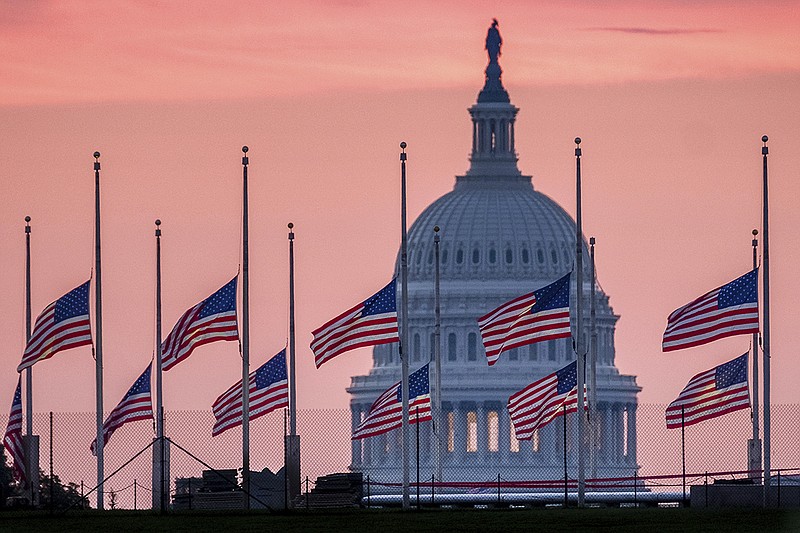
[401,177,590,282]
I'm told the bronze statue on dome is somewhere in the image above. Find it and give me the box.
[486,18,502,64]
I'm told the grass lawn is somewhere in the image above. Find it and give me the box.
[2,507,799,532]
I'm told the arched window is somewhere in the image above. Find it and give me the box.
[489,248,497,264]
[448,333,457,361]
[467,332,477,362]
[441,247,449,264]
[537,249,545,264]
[456,247,464,264]
[521,248,530,264]
[505,249,513,264]
[488,411,499,452]
[551,249,559,264]
[413,333,421,362]
[472,248,480,264]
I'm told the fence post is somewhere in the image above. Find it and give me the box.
[497,473,501,506]
[49,411,53,515]
[431,474,435,506]
[134,479,137,511]
[81,481,84,509]
[188,477,192,510]
[366,474,370,508]
[633,470,637,507]
[704,471,708,508]
[305,476,309,510]
[777,470,781,508]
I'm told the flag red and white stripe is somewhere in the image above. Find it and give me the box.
[662,270,759,352]
[352,364,431,440]
[666,353,750,429]
[3,377,25,482]
[91,364,153,455]
[17,281,93,372]
[478,273,571,366]
[311,279,399,368]
[508,361,586,440]
[161,278,239,372]
[212,349,288,437]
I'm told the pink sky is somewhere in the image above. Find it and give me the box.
[1,1,799,416]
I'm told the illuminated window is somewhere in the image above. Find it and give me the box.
[447,412,455,453]
[467,412,477,452]
[532,429,540,453]
[488,411,499,452]
[510,424,520,453]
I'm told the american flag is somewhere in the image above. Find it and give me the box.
[91,363,154,455]
[508,361,585,440]
[666,353,750,429]
[161,277,239,372]
[212,349,289,437]
[662,269,759,352]
[478,273,571,366]
[17,281,93,372]
[3,377,25,482]
[311,279,399,368]
[352,364,431,440]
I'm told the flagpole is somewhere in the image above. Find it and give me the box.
[154,219,166,512]
[399,141,411,510]
[287,222,300,500]
[24,216,37,505]
[563,403,568,508]
[241,146,251,510]
[761,135,771,506]
[433,226,442,486]
[589,236,597,481]
[93,151,105,510]
[750,229,761,482]
[574,137,586,507]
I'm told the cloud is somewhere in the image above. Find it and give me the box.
[586,27,723,35]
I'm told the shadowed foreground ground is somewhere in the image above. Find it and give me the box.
[3,508,800,533]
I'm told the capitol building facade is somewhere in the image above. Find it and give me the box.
[347,24,640,483]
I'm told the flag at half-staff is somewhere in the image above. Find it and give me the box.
[352,364,431,440]
[311,279,399,368]
[508,361,586,440]
[161,277,239,372]
[3,377,25,481]
[662,269,759,352]
[17,281,93,372]
[478,273,571,366]
[212,349,288,437]
[666,353,750,429]
[91,363,154,455]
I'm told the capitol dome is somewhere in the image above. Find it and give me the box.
[348,21,639,484]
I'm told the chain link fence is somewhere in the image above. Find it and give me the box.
[3,404,798,510]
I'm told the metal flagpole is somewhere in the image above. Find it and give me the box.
[574,138,586,507]
[399,141,411,510]
[24,216,38,505]
[287,222,301,500]
[563,403,568,508]
[241,146,251,509]
[749,229,761,482]
[589,236,598,481]
[154,219,166,512]
[761,135,772,506]
[93,151,105,510]
[433,226,442,486]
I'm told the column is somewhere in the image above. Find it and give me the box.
[614,403,624,465]
[601,404,613,465]
[455,403,468,462]
[499,405,510,464]
[626,403,637,466]
[351,405,362,468]
[477,403,488,460]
